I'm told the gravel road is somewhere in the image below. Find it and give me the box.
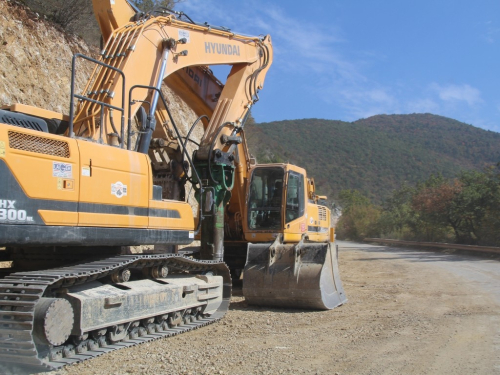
[39,241,500,375]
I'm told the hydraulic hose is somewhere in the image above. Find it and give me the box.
[109,110,122,144]
[248,42,270,103]
[182,115,210,183]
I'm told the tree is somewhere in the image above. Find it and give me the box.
[336,190,381,241]
[336,204,381,241]
[378,183,416,239]
[338,189,370,211]
[410,170,498,244]
[452,170,495,243]
[411,177,462,242]
[464,165,500,245]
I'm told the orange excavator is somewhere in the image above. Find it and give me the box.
[0,0,346,370]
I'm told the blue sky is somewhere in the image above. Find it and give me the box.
[179,0,500,132]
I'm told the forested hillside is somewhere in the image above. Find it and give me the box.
[246,114,500,203]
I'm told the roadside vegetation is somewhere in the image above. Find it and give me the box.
[336,163,500,247]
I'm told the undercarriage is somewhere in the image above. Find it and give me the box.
[0,254,231,372]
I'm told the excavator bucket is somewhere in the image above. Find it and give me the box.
[243,239,347,310]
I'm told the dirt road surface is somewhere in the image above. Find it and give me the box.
[41,241,500,375]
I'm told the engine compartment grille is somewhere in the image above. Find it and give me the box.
[8,131,70,158]
[318,206,327,221]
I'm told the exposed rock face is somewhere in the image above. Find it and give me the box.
[0,0,94,113]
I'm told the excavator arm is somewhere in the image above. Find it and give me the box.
[76,0,272,263]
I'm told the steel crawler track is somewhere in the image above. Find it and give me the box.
[0,254,231,372]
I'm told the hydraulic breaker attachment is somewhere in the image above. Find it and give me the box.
[243,236,347,310]
[194,158,234,262]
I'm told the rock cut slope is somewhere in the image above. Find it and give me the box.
[0,0,93,113]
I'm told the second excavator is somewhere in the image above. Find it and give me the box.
[0,0,346,370]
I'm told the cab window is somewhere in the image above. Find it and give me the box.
[286,171,305,223]
[247,167,284,230]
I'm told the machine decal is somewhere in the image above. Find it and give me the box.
[111,181,128,198]
[82,167,91,177]
[0,199,34,223]
[53,162,73,178]
[0,141,5,157]
[310,217,314,224]
[204,42,240,56]
[300,223,306,232]
[179,29,190,43]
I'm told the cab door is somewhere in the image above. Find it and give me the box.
[283,170,307,242]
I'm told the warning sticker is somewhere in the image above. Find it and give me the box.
[82,167,91,177]
[0,141,5,158]
[111,181,128,198]
[179,30,190,43]
[53,162,72,178]
[189,231,194,239]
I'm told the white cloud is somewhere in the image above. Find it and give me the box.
[483,21,500,44]
[405,98,439,113]
[335,87,399,120]
[430,83,482,106]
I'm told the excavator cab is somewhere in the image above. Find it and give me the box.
[242,164,347,310]
[247,166,285,232]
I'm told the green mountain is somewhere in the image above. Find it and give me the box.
[246,114,500,203]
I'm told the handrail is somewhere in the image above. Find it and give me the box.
[363,238,500,255]
[69,53,126,148]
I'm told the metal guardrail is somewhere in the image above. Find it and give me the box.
[363,238,500,255]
